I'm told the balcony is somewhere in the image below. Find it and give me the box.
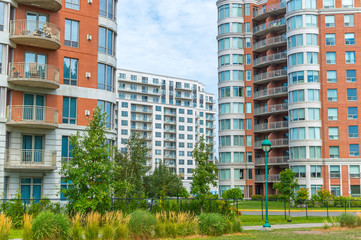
[164,136,176,142]
[8,62,60,89]
[5,149,57,171]
[254,86,288,101]
[165,145,176,150]
[118,77,161,87]
[255,138,289,149]
[164,110,176,116]
[255,174,281,182]
[131,117,152,122]
[255,156,289,166]
[119,87,160,96]
[253,2,286,21]
[14,0,61,11]
[164,128,176,133]
[254,103,288,116]
[253,52,287,69]
[131,108,153,114]
[254,69,287,85]
[10,20,60,50]
[254,121,288,133]
[6,105,58,129]
[175,94,192,100]
[164,119,176,125]
[253,35,287,53]
[253,18,286,37]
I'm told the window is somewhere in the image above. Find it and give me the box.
[232,86,243,97]
[246,54,251,65]
[305,15,317,27]
[234,169,244,180]
[245,3,250,15]
[330,165,340,178]
[21,178,42,202]
[288,52,304,67]
[0,2,4,31]
[232,54,243,65]
[219,136,231,147]
[290,90,305,103]
[350,144,359,156]
[309,127,321,139]
[325,15,335,27]
[234,152,244,162]
[218,23,230,34]
[246,136,252,146]
[329,147,339,159]
[218,38,230,51]
[308,89,319,101]
[63,57,78,85]
[232,103,243,113]
[247,169,253,180]
[307,71,319,82]
[310,146,321,158]
[348,107,358,119]
[64,19,79,47]
[100,0,116,20]
[63,97,77,124]
[329,127,338,140]
[232,70,242,81]
[351,185,361,197]
[307,52,318,64]
[244,23,251,33]
[247,152,253,163]
[245,103,252,113]
[219,152,231,163]
[219,71,230,82]
[327,89,337,101]
[323,0,334,8]
[288,34,303,48]
[325,34,335,46]
[288,0,302,11]
[326,71,337,83]
[290,146,306,159]
[345,33,355,45]
[220,169,231,180]
[347,88,357,101]
[306,34,318,46]
[233,135,244,146]
[98,63,114,91]
[349,126,358,138]
[350,166,360,178]
[306,0,317,8]
[289,71,304,84]
[290,108,305,121]
[328,108,338,120]
[218,55,230,66]
[233,119,244,130]
[62,136,73,162]
[218,4,230,20]
[245,87,251,97]
[60,177,72,201]
[99,27,115,56]
[311,166,322,178]
[290,127,306,140]
[66,0,79,10]
[342,0,353,8]
[311,185,322,196]
[98,101,113,128]
[245,38,251,48]
[346,51,355,64]
[331,185,340,196]
[246,71,251,81]
[232,23,242,33]
[345,70,356,82]
[292,166,306,178]
[232,38,243,49]
[344,15,354,27]
[308,108,320,120]
[326,52,336,64]
[287,15,303,31]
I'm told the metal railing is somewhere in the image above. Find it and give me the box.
[254,103,288,115]
[255,156,289,165]
[9,62,59,84]
[254,86,288,99]
[5,149,57,168]
[254,120,288,132]
[253,18,286,34]
[131,108,153,113]
[10,19,60,42]
[253,52,287,67]
[255,138,289,148]
[6,105,58,125]
[253,2,286,18]
[254,69,287,83]
[253,35,287,50]
[255,174,281,182]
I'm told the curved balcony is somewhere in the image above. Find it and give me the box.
[253,2,286,21]
[255,174,281,182]
[5,149,57,171]
[253,35,287,53]
[254,121,288,133]
[253,52,287,69]
[255,156,289,166]
[10,20,60,50]
[253,18,286,37]
[254,103,288,116]
[254,86,288,101]
[14,0,61,11]
[254,69,287,85]
[8,62,60,89]
[6,105,58,129]
[255,138,289,149]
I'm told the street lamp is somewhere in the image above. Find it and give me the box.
[262,139,272,228]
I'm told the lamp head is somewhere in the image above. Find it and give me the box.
[261,139,272,153]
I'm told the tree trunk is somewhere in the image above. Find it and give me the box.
[288,199,291,221]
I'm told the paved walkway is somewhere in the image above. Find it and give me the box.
[243,222,330,231]
[239,209,360,217]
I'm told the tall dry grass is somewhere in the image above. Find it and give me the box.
[0,214,12,240]
[113,211,129,240]
[155,211,198,238]
[85,212,101,240]
[71,213,83,240]
[22,214,33,240]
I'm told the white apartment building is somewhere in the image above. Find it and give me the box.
[116,69,216,191]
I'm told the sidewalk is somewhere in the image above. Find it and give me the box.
[243,222,329,231]
[239,209,359,212]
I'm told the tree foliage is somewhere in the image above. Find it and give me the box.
[60,107,113,213]
[191,136,219,196]
[221,188,243,200]
[296,187,310,205]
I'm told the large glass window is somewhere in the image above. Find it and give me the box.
[0,2,4,31]
[220,169,231,180]
[219,71,230,82]
[97,100,113,129]
[306,0,317,8]
[288,34,303,49]
[346,51,355,64]
[62,97,77,124]
[347,88,357,101]
[346,70,356,82]
[349,126,359,138]
[232,38,243,49]
[342,0,353,8]
[98,63,114,92]
[232,23,242,33]
[100,0,116,20]
[323,0,334,8]
[310,146,321,158]
[290,127,306,140]
[245,3,250,15]
[326,52,336,64]
[350,144,359,157]
[308,89,319,101]
[309,127,321,139]
[290,108,305,121]
[305,15,317,27]
[61,136,73,162]
[290,146,306,159]
[311,166,322,178]
[307,70,319,82]
[232,3,242,17]
[289,90,305,103]
[218,4,230,20]
[287,0,302,11]
[287,15,303,31]
[218,23,230,34]
[350,166,360,178]
[21,178,42,202]
[345,33,355,45]
[64,19,79,47]
[289,71,304,84]
[327,70,337,83]
[344,15,354,27]
[325,15,335,27]
[329,147,339,159]
[292,166,306,178]
[327,89,337,101]
[330,165,340,177]
[63,57,78,85]
[218,38,230,51]
[65,0,79,10]
[288,52,304,67]
[328,108,338,120]
[99,27,115,56]
[307,52,318,64]
[306,34,318,46]
[218,55,230,66]
[326,33,335,46]
[308,108,320,120]
[348,107,358,119]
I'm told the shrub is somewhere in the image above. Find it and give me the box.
[129,210,156,239]
[222,188,243,200]
[155,211,197,238]
[23,214,33,240]
[338,213,357,228]
[70,213,83,240]
[296,188,309,205]
[323,219,330,229]
[177,187,190,198]
[198,213,227,236]
[225,216,242,233]
[312,190,334,205]
[31,211,71,240]
[251,195,263,200]
[85,212,101,240]
[0,214,12,240]
[1,193,24,228]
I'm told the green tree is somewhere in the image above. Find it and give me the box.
[145,163,183,198]
[296,187,310,205]
[60,107,113,213]
[177,187,190,198]
[222,188,244,200]
[191,136,219,197]
[273,168,299,221]
[113,133,149,197]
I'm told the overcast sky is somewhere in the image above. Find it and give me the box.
[117,0,219,96]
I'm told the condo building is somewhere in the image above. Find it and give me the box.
[217,0,361,198]
[116,69,216,191]
[0,0,117,199]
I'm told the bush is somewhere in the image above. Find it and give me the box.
[31,211,71,240]
[0,214,12,240]
[155,211,197,238]
[296,188,310,205]
[225,216,242,233]
[338,213,358,228]
[1,193,24,228]
[251,195,263,200]
[177,187,190,198]
[222,188,243,200]
[198,213,227,236]
[129,210,156,239]
[312,190,334,204]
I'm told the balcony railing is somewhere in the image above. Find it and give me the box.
[254,86,288,100]
[254,69,287,84]
[253,18,286,35]
[253,2,286,20]
[253,52,287,68]
[254,103,288,115]
[9,62,60,89]
[15,0,62,11]
[131,108,153,113]
[255,156,289,165]
[253,35,287,52]
[255,174,281,182]
[6,105,58,129]
[131,126,152,131]
[5,149,57,171]
[255,138,289,148]
[254,121,288,132]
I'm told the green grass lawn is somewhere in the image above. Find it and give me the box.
[238,215,328,226]
[9,228,23,239]
[183,228,361,240]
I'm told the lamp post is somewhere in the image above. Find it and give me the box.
[262,139,272,228]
